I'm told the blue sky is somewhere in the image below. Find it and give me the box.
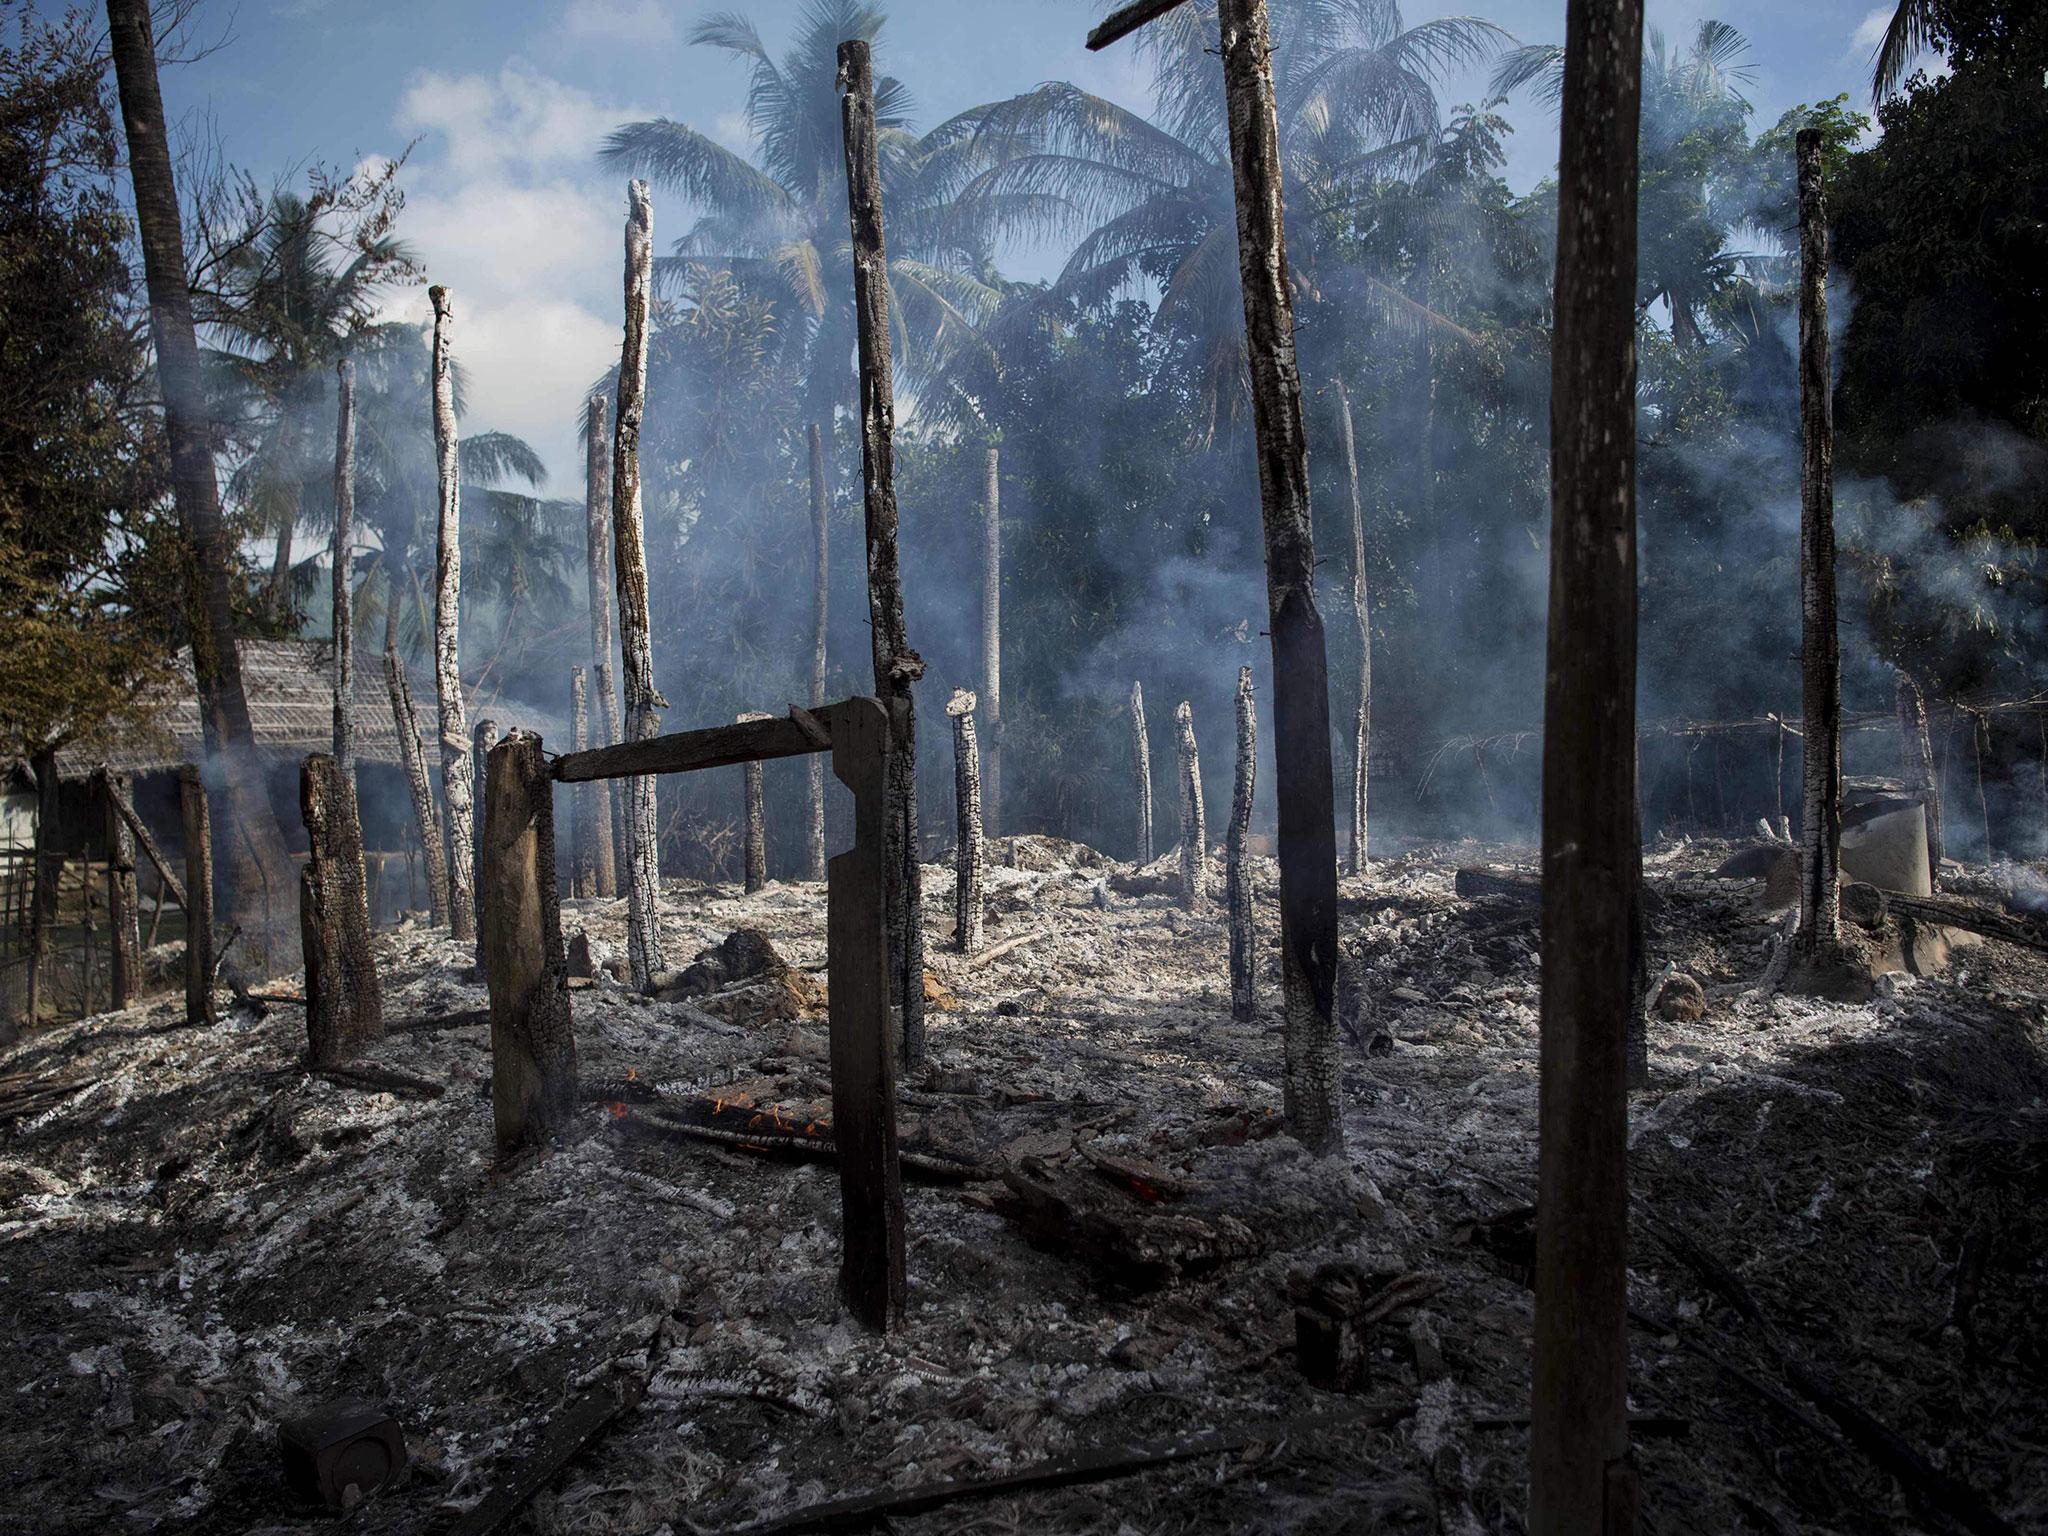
[114,0,1906,495]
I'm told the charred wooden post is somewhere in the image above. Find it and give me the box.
[25,748,60,1025]
[982,446,1003,838]
[1227,668,1257,1021]
[179,764,215,1027]
[570,668,597,897]
[329,360,383,1046]
[300,755,348,1065]
[613,181,668,990]
[1334,379,1371,874]
[1131,682,1154,863]
[385,571,449,926]
[738,711,772,892]
[824,695,906,1329]
[1218,0,1344,1150]
[1895,669,1943,887]
[1174,701,1207,910]
[428,286,477,945]
[472,717,498,970]
[99,770,141,1010]
[947,689,985,954]
[482,730,577,1156]
[839,40,927,1065]
[1532,0,1645,1531]
[1796,127,1843,957]
[583,392,622,898]
[806,421,831,882]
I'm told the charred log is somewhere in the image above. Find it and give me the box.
[1174,701,1206,911]
[1131,681,1154,864]
[1227,667,1256,1021]
[948,689,985,954]
[428,286,477,945]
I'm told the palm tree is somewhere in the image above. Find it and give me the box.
[927,0,1505,437]
[1869,1,1938,100]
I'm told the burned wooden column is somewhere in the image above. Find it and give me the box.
[1795,127,1842,956]
[584,392,621,898]
[428,285,477,945]
[982,445,1003,838]
[472,716,498,970]
[329,351,382,1047]
[25,748,60,1025]
[947,689,985,954]
[482,731,577,1156]
[824,695,906,1330]
[385,572,449,926]
[1895,669,1943,886]
[1174,701,1206,910]
[738,711,771,893]
[179,764,215,1027]
[1531,0,1645,1531]
[1131,681,1154,863]
[613,180,668,991]
[99,770,141,1010]
[570,668,597,898]
[1334,379,1371,875]
[840,40,927,1065]
[807,422,831,882]
[300,755,348,1065]
[1227,668,1257,1021]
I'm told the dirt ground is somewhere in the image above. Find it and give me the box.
[2,835,2043,1536]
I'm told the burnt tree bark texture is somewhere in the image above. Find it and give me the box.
[571,667,597,897]
[738,711,771,893]
[179,764,215,1028]
[1334,379,1371,874]
[1131,682,1154,863]
[840,40,927,1065]
[428,285,477,945]
[584,392,621,897]
[25,749,60,1025]
[1796,128,1842,956]
[100,770,140,1010]
[386,573,450,925]
[1531,1,1645,1532]
[613,181,668,991]
[1227,668,1257,1022]
[482,731,578,1156]
[1217,0,1343,1152]
[1174,701,1207,911]
[472,717,498,970]
[982,445,1003,838]
[1895,670,1942,887]
[108,0,297,971]
[807,421,832,882]
[948,689,985,954]
[300,756,348,1065]
[329,356,382,1044]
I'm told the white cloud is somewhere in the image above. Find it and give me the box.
[554,0,676,48]
[1849,5,1892,58]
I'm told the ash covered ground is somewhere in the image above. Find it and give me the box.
[2,836,2044,1535]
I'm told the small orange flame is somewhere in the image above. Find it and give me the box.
[608,1101,629,1120]
[626,1067,638,1082]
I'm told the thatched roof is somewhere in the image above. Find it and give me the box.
[55,640,567,781]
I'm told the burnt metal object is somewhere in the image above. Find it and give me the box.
[279,1400,406,1507]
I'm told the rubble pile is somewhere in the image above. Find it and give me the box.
[1,837,2042,1534]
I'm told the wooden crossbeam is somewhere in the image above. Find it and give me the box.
[551,706,827,784]
[1086,0,1194,49]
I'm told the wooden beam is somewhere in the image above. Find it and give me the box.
[1086,0,1193,50]
[553,708,825,784]
[179,765,215,1028]
[102,772,186,909]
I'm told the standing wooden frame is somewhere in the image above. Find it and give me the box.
[539,696,904,1329]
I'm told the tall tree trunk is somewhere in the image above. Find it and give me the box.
[738,712,771,893]
[613,181,667,990]
[100,770,141,1010]
[1795,129,1842,957]
[947,689,984,954]
[179,764,215,1028]
[583,392,621,897]
[26,748,61,1025]
[1530,2,1644,1531]
[266,407,305,613]
[329,356,382,1044]
[1227,667,1256,1022]
[106,0,297,972]
[570,667,597,898]
[1895,668,1943,887]
[428,286,477,944]
[1334,380,1371,875]
[386,570,449,926]
[1174,701,1206,911]
[472,717,497,969]
[1216,0,1342,1152]
[839,41,927,1066]
[807,421,832,882]
[1131,681,1153,863]
[981,445,1003,839]
[300,755,348,1065]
